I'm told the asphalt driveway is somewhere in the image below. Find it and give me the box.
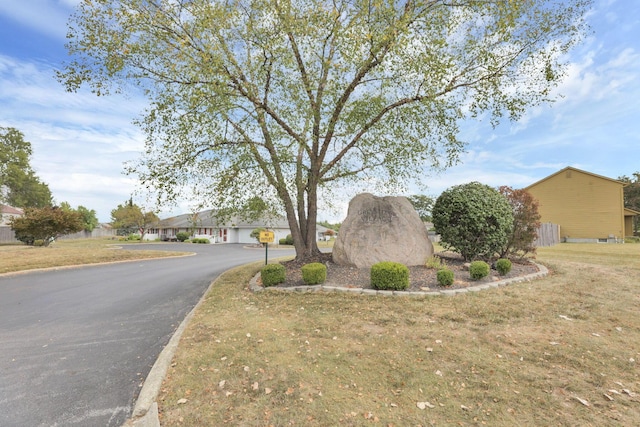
[0,243,291,427]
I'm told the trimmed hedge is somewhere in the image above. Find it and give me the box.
[301,262,327,285]
[469,260,490,280]
[370,261,409,291]
[261,264,285,287]
[495,258,512,276]
[436,268,454,287]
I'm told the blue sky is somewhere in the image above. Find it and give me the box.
[1,0,639,223]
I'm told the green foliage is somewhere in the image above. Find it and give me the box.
[495,258,512,276]
[127,234,141,241]
[250,227,266,244]
[111,199,159,241]
[498,186,541,258]
[60,0,590,262]
[370,262,409,291]
[407,195,435,222]
[33,240,46,247]
[283,234,294,246]
[176,232,190,242]
[624,236,640,243]
[425,255,445,270]
[619,172,640,234]
[0,126,53,208]
[436,268,454,287]
[61,202,99,232]
[433,182,514,261]
[469,261,490,280]
[261,264,285,287]
[301,262,327,285]
[10,206,84,246]
[191,238,210,244]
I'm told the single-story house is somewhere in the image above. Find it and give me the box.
[145,209,329,244]
[0,204,24,244]
[1,204,23,226]
[525,166,639,242]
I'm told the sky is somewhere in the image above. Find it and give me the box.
[1,0,639,223]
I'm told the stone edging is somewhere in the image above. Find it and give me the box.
[249,261,548,296]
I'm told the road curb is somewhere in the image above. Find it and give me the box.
[122,272,222,427]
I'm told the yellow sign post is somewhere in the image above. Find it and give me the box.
[259,230,275,264]
[259,231,275,243]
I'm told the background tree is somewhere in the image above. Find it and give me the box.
[10,206,83,246]
[250,227,267,245]
[619,172,640,235]
[498,186,541,259]
[61,202,100,232]
[0,127,52,208]
[433,182,513,261]
[407,195,435,223]
[111,200,159,241]
[60,0,591,261]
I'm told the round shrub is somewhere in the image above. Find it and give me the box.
[495,258,512,276]
[469,260,490,280]
[436,268,454,287]
[191,238,210,244]
[261,264,285,287]
[301,262,327,285]
[176,231,190,242]
[432,182,514,261]
[370,261,409,291]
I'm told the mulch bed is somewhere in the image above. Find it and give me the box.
[277,252,540,292]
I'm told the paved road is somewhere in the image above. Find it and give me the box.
[0,243,291,427]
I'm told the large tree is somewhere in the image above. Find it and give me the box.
[59,0,591,261]
[0,127,53,208]
[111,200,159,241]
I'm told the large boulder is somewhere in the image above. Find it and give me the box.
[332,193,434,268]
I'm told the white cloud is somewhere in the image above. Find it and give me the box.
[0,54,147,221]
[0,0,75,40]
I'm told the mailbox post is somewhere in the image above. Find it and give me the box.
[259,230,275,265]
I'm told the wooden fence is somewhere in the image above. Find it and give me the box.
[534,223,560,247]
[0,226,116,244]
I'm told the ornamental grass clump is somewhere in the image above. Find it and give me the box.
[370,261,409,291]
[301,262,327,285]
[495,258,512,276]
[469,260,490,280]
[261,264,285,287]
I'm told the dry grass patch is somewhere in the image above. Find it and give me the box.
[0,238,190,274]
[159,244,640,426]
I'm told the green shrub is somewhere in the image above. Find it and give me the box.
[191,238,210,244]
[370,261,409,291]
[469,260,490,280]
[279,238,287,245]
[433,182,514,261]
[176,232,190,242]
[284,234,294,245]
[495,258,512,275]
[261,264,285,287]
[436,268,454,287]
[301,262,327,285]
[625,236,640,243]
[127,233,141,241]
[33,239,45,247]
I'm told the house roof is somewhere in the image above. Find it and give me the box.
[157,209,291,229]
[525,166,626,190]
[624,208,640,216]
[0,204,24,215]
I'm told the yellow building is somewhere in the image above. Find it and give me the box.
[525,167,639,242]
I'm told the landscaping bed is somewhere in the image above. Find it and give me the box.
[278,252,540,291]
